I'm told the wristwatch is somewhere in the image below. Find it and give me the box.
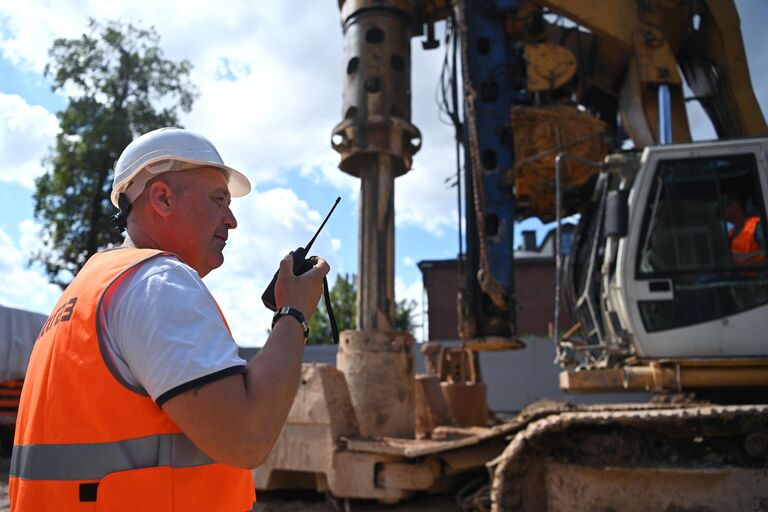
[272,306,309,340]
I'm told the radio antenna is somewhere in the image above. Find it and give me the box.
[305,196,341,252]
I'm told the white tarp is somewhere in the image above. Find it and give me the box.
[0,304,47,381]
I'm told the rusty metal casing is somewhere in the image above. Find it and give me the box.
[437,347,490,427]
[337,329,416,438]
[414,374,452,437]
[332,0,422,177]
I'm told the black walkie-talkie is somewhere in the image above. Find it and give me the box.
[261,196,341,311]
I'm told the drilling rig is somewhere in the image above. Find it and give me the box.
[253,1,768,509]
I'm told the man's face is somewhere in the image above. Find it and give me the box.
[724,199,742,224]
[168,167,237,277]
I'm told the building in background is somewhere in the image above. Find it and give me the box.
[418,225,576,341]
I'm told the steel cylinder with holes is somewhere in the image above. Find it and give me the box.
[332,0,421,177]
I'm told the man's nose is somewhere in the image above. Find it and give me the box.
[224,205,237,229]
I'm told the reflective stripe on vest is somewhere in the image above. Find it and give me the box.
[731,216,766,265]
[11,433,215,481]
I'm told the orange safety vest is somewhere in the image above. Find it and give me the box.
[730,216,766,265]
[10,248,255,511]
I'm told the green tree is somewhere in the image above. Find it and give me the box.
[394,298,418,334]
[307,273,419,344]
[31,19,196,287]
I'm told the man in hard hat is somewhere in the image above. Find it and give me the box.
[10,127,328,511]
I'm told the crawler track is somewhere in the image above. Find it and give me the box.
[489,403,768,511]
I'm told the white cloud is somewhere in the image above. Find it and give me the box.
[0,1,81,72]
[17,219,47,257]
[0,0,458,232]
[392,33,461,237]
[0,0,345,185]
[298,153,360,198]
[0,228,20,268]
[396,276,423,307]
[0,223,59,314]
[395,161,458,237]
[0,93,59,187]
[395,276,425,342]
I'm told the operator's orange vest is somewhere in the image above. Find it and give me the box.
[10,248,255,511]
[731,216,766,265]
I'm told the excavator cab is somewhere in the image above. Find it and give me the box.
[562,138,768,392]
[618,139,768,360]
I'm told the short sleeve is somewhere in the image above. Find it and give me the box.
[101,256,246,404]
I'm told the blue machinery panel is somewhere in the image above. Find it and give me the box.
[461,0,524,338]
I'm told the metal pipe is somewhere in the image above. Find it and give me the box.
[658,84,672,144]
[627,364,768,390]
[561,363,768,393]
[357,154,396,330]
[554,154,563,354]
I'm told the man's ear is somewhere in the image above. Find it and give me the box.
[146,180,175,218]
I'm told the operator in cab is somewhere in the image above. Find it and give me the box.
[10,127,329,511]
[724,190,767,267]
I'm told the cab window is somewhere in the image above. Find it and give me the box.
[635,153,768,332]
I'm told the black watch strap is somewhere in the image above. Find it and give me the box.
[272,306,309,340]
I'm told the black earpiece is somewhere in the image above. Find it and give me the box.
[111,193,133,232]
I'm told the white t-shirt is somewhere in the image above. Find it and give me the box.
[98,255,246,405]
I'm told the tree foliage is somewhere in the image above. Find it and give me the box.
[395,297,418,334]
[31,19,197,287]
[307,273,419,344]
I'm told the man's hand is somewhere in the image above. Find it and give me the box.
[274,253,329,319]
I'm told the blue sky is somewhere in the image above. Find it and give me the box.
[0,1,766,346]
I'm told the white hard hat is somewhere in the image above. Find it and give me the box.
[111,127,251,208]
